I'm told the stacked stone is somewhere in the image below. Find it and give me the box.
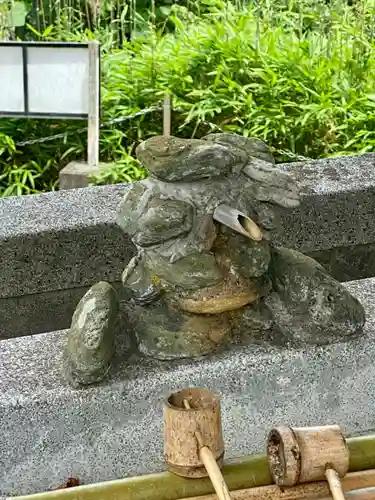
[62,132,366,387]
[116,133,300,360]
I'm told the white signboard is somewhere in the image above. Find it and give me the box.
[0,41,97,119]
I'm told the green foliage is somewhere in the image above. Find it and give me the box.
[2,0,375,196]
[0,132,59,196]
[89,145,146,185]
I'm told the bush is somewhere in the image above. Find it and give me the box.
[1,0,375,196]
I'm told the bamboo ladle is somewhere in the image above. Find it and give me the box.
[267,426,349,500]
[182,398,232,500]
[163,388,232,500]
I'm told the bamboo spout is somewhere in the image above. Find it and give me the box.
[213,205,263,241]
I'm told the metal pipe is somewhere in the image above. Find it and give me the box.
[213,204,263,241]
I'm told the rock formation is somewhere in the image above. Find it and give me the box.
[63,133,366,385]
[62,282,119,386]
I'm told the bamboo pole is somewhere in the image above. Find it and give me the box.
[267,425,350,500]
[267,425,350,486]
[10,435,375,500]
[177,470,375,500]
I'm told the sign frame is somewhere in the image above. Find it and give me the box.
[0,40,100,120]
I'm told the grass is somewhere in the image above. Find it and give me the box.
[1,0,375,195]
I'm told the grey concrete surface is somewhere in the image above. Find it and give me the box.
[2,152,375,339]
[279,152,375,252]
[59,162,116,190]
[308,243,375,282]
[0,184,133,298]
[1,278,375,496]
[0,282,124,339]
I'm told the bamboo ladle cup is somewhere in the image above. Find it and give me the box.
[267,425,349,500]
[164,388,232,500]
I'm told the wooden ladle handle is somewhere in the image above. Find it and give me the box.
[183,399,232,500]
[326,468,346,500]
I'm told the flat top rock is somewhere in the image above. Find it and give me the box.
[0,279,375,495]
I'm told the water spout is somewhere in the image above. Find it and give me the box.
[213,204,263,241]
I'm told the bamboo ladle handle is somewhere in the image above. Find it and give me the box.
[326,467,346,500]
[183,399,232,500]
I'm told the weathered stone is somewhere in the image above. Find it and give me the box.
[249,201,282,231]
[127,298,231,359]
[116,182,148,236]
[135,136,247,182]
[203,133,275,164]
[242,160,300,209]
[266,247,366,344]
[149,213,219,265]
[132,197,194,247]
[122,256,163,303]
[230,300,274,344]
[214,232,271,278]
[177,273,268,314]
[111,133,364,361]
[145,251,223,290]
[62,281,119,386]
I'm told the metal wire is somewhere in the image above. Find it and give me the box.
[15,105,163,146]
[13,104,310,161]
[14,105,224,147]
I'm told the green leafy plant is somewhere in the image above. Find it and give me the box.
[2,0,375,196]
[0,133,59,196]
[89,145,146,185]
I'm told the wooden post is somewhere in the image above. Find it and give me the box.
[87,40,100,167]
[163,93,171,136]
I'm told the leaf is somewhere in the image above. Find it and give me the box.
[10,1,28,27]
[42,25,54,37]
[26,23,42,36]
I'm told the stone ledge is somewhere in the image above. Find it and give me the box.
[0,184,129,240]
[2,240,373,340]
[280,152,375,196]
[0,282,123,340]
[1,152,375,338]
[1,278,374,496]
[0,153,374,299]
[0,154,375,298]
[279,152,375,252]
[0,222,134,300]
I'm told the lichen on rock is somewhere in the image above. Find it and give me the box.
[116,132,365,359]
[62,281,119,387]
[266,247,366,344]
[135,135,248,182]
[127,297,232,359]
